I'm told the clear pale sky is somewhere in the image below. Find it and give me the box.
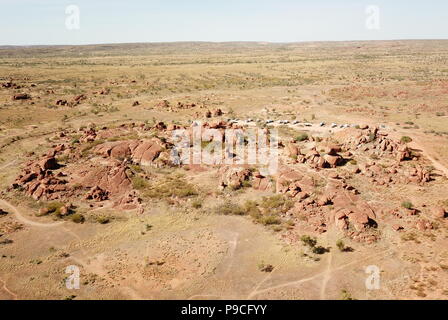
[0,0,447,45]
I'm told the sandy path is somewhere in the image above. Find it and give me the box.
[0,199,143,300]
[319,240,333,300]
[248,247,393,299]
[0,159,18,170]
[0,277,18,300]
[410,139,448,177]
[0,199,64,228]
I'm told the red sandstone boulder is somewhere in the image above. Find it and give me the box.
[219,166,252,190]
[85,186,109,201]
[13,93,31,100]
[431,206,446,219]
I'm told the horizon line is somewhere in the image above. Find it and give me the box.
[1,38,448,48]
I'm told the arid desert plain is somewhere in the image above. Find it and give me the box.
[0,41,448,300]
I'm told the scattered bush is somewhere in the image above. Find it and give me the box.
[259,215,282,226]
[336,240,346,252]
[214,201,245,216]
[96,216,110,224]
[401,201,414,210]
[70,214,85,224]
[336,239,353,252]
[258,262,274,273]
[300,235,317,248]
[144,174,197,199]
[401,136,413,144]
[243,200,261,219]
[131,175,149,190]
[260,195,294,214]
[191,199,203,209]
[295,133,309,142]
[341,289,355,300]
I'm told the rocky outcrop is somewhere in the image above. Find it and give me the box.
[81,162,132,195]
[218,166,252,190]
[252,171,273,191]
[431,206,446,219]
[94,138,167,166]
[85,186,109,201]
[12,93,31,100]
[294,146,343,169]
[113,190,142,211]
[213,109,223,117]
[276,167,315,197]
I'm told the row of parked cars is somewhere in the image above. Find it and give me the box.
[227,118,386,130]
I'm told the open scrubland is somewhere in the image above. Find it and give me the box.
[0,40,447,300]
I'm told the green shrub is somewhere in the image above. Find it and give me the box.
[260,195,293,214]
[401,136,413,144]
[243,200,261,218]
[191,199,203,209]
[312,246,329,255]
[300,235,317,248]
[336,240,346,252]
[96,216,110,224]
[144,175,197,199]
[131,175,149,190]
[259,215,282,226]
[295,133,309,142]
[401,201,413,209]
[214,201,245,216]
[341,289,355,300]
[70,214,85,224]
[37,202,64,217]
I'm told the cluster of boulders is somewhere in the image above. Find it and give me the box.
[94,138,171,167]
[7,116,444,243]
[353,162,431,186]
[205,109,223,118]
[11,153,70,201]
[218,166,252,190]
[93,88,110,95]
[271,166,378,242]
[1,81,20,89]
[335,126,412,162]
[390,204,446,232]
[288,143,343,169]
[10,129,148,210]
[276,167,315,198]
[56,99,68,106]
[403,165,431,184]
[218,166,273,192]
[155,100,170,109]
[12,93,31,100]
[52,95,87,108]
[85,186,109,201]
[66,94,87,107]
[78,160,142,210]
[81,162,132,196]
[176,101,197,109]
[154,100,198,112]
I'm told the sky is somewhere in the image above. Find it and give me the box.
[0,0,447,45]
